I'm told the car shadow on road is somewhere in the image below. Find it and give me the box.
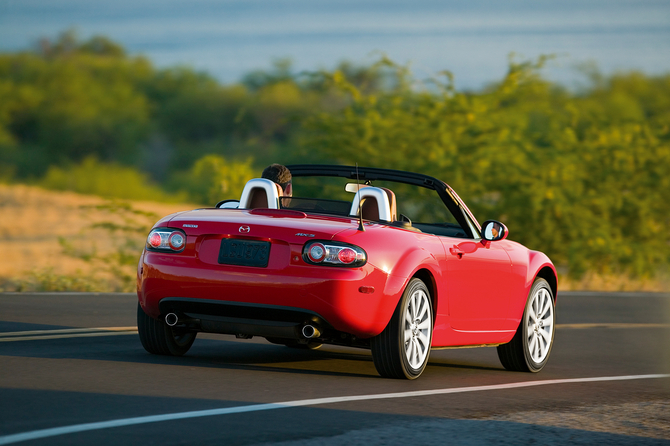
[0,330,506,379]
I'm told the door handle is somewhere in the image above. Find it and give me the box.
[449,247,464,259]
[450,241,478,258]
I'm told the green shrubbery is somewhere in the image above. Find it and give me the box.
[303,59,670,279]
[167,155,255,205]
[39,157,183,202]
[1,32,669,280]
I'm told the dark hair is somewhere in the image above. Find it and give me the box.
[262,164,292,189]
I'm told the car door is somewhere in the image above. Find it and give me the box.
[439,237,514,332]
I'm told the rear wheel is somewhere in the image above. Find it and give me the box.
[497,278,555,372]
[371,278,433,379]
[137,303,196,356]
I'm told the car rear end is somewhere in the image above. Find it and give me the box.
[137,208,398,344]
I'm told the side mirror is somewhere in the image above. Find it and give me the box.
[481,220,508,242]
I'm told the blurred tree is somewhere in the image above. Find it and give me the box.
[169,154,255,205]
[242,58,295,91]
[1,32,668,280]
[39,157,182,201]
[301,58,670,279]
[0,32,152,177]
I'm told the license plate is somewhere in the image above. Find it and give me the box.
[218,239,270,267]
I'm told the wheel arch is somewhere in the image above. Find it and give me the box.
[535,266,558,303]
[527,249,558,303]
[378,243,444,327]
[412,268,438,319]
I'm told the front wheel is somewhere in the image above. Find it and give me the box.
[497,278,555,372]
[371,278,433,379]
[137,303,197,356]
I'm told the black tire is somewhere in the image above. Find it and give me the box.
[137,303,196,356]
[371,278,433,379]
[497,278,555,372]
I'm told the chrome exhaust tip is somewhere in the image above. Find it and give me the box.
[302,325,321,339]
[165,313,179,327]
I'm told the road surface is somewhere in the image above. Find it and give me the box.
[1,292,669,445]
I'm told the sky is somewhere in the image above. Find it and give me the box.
[1,0,669,89]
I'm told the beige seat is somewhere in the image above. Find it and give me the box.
[239,178,283,209]
[379,187,397,221]
[349,187,393,222]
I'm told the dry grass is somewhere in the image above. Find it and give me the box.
[1,184,668,292]
[560,271,670,292]
[0,184,195,292]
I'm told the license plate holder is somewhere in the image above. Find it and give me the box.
[218,239,270,267]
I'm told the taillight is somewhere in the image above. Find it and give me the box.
[302,241,366,267]
[148,232,163,248]
[146,229,187,252]
[307,243,326,263]
[168,232,185,250]
[337,248,357,264]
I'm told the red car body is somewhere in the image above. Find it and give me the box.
[137,165,557,378]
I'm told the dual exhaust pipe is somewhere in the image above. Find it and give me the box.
[165,313,179,327]
[166,312,321,339]
[301,324,320,339]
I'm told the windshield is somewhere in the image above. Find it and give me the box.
[280,175,474,239]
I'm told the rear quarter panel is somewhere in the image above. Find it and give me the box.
[502,240,557,330]
[334,225,447,331]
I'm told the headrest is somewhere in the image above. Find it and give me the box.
[349,186,392,222]
[239,178,281,209]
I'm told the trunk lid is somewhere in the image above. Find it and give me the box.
[166,208,358,268]
[167,208,356,242]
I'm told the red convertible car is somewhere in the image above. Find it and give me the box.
[137,165,557,379]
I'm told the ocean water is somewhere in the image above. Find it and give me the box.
[1,0,669,89]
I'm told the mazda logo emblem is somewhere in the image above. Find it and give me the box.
[239,225,250,233]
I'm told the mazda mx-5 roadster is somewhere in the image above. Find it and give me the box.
[137,164,557,379]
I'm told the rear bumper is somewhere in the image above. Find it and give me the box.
[159,297,328,340]
[138,251,401,339]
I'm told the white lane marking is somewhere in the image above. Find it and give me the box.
[2,321,662,343]
[0,327,138,342]
[556,323,670,329]
[0,327,137,337]
[2,321,663,343]
[0,332,138,342]
[0,374,668,445]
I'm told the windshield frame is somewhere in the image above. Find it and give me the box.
[286,164,481,239]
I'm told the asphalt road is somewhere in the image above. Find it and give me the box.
[1,292,669,445]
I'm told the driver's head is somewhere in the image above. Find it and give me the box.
[262,164,292,196]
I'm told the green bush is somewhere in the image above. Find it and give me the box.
[302,59,670,279]
[169,154,255,205]
[40,157,185,202]
[2,32,669,282]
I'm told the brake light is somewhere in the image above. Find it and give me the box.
[302,241,366,267]
[146,229,186,252]
[337,248,357,264]
[149,232,163,248]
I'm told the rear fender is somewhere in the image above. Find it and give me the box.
[333,227,445,317]
[381,247,444,319]
[528,251,557,299]
[508,250,557,324]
